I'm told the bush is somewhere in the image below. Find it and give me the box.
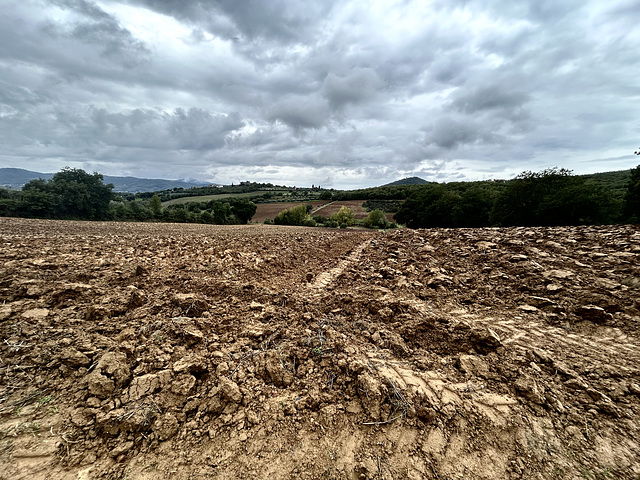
[331,206,355,226]
[363,209,388,229]
[274,204,315,226]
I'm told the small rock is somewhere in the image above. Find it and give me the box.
[543,269,575,279]
[171,374,197,396]
[219,377,243,404]
[96,352,131,387]
[173,356,207,374]
[457,355,489,377]
[128,373,160,401]
[264,350,293,387]
[216,362,230,376]
[509,254,528,262]
[469,328,502,353]
[515,375,544,404]
[109,441,133,458]
[249,301,264,311]
[58,347,91,368]
[246,410,260,425]
[153,413,179,441]
[86,373,115,399]
[21,308,49,320]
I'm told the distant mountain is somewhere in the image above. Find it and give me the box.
[0,168,211,193]
[383,176,429,186]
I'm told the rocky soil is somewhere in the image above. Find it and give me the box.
[1,217,639,479]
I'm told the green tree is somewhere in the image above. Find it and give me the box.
[491,168,614,226]
[623,161,640,223]
[19,179,60,218]
[330,206,355,226]
[319,190,333,200]
[363,209,388,229]
[32,168,115,220]
[274,204,316,226]
[148,194,163,218]
[231,198,257,224]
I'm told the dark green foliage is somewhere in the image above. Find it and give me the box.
[148,194,163,218]
[335,184,427,201]
[330,206,355,226]
[319,190,333,200]
[363,209,388,229]
[231,198,258,224]
[0,188,19,217]
[106,194,254,225]
[1,168,114,220]
[382,176,429,186]
[274,204,316,226]
[624,163,640,223]
[48,168,114,219]
[396,168,616,229]
[362,199,404,213]
[491,168,614,226]
[395,184,498,228]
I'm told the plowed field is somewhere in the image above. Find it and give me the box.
[1,218,639,479]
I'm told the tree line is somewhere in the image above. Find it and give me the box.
[1,164,638,228]
[394,166,640,228]
[0,168,256,224]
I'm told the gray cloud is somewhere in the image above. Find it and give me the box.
[450,86,529,114]
[267,95,330,130]
[0,0,638,188]
[323,68,383,110]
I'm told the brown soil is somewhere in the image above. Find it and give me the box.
[312,201,371,220]
[253,201,327,224]
[1,218,639,479]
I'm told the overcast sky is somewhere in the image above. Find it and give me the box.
[1,0,639,189]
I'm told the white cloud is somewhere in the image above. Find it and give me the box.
[0,0,638,188]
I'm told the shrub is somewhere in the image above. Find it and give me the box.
[274,204,315,226]
[331,206,355,226]
[363,209,388,229]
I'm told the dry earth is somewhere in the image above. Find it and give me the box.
[1,218,640,479]
[252,201,327,224]
[312,201,371,221]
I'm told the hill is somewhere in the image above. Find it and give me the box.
[382,176,429,186]
[0,168,210,193]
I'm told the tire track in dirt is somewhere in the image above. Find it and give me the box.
[462,313,640,370]
[309,237,373,291]
[407,297,640,369]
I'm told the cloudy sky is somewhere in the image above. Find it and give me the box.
[1,0,639,189]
